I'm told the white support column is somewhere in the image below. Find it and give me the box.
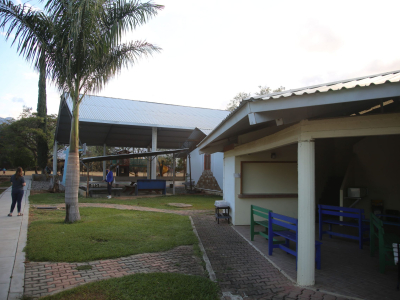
[151,127,157,180]
[147,147,151,179]
[53,141,58,176]
[297,139,316,286]
[103,144,107,180]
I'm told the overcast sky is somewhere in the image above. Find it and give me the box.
[1,0,400,119]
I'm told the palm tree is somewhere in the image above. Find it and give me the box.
[0,0,163,222]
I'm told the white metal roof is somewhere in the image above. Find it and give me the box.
[66,95,229,131]
[247,70,400,101]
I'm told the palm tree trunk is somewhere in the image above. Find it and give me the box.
[65,95,81,223]
[37,52,48,171]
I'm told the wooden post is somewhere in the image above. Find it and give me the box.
[172,153,176,195]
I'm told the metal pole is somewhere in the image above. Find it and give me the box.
[172,153,176,195]
[146,147,151,179]
[53,141,58,177]
[103,144,106,180]
[151,127,157,179]
[86,163,90,198]
[189,153,192,191]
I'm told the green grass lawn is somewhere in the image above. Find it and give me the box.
[0,181,11,187]
[29,193,218,210]
[40,273,219,300]
[26,207,198,262]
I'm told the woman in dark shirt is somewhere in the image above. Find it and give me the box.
[8,167,26,217]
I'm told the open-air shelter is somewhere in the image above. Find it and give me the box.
[53,94,229,180]
[198,69,400,287]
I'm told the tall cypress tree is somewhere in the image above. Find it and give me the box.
[37,51,48,172]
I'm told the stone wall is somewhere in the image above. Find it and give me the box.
[195,170,222,191]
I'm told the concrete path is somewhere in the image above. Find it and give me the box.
[0,178,30,300]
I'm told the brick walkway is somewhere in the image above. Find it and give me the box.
[24,245,205,298]
[192,214,350,300]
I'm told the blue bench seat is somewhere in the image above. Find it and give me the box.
[268,212,322,270]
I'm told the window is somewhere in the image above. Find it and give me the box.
[204,154,211,170]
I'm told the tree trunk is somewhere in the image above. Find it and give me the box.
[37,52,49,170]
[65,96,81,223]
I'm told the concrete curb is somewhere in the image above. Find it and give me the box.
[189,216,217,282]
[8,180,30,300]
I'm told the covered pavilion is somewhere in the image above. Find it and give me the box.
[53,94,229,180]
[198,69,400,286]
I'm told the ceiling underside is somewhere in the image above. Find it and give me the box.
[56,104,194,148]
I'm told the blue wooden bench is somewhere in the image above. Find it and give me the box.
[135,179,166,196]
[318,204,369,249]
[268,212,322,269]
[250,205,286,244]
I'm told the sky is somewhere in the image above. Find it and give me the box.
[1,0,400,119]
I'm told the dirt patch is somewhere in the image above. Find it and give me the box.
[30,190,52,196]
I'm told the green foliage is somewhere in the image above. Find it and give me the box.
[226,92,250,112]
[41,273,219,300]
[0,107,56,170]
[26,207,198,262]
[226,85,286,111]
[10,148,36,172]
[255,85,286,96]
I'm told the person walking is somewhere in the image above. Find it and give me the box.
[105,167,114,199]
[8,167,26,217]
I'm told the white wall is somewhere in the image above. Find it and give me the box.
[224,144,298,225]
[187,148,203,184]
[211,152,224,189]
[187,148,224,190]
[223,156,236,223]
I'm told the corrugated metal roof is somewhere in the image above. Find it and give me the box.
[247,70,400,101]
[197,69,400,150]
[65,95,229,131]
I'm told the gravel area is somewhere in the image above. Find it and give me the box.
[31,180,52,191]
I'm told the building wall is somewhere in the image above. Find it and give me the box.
[211,152,224,189]
[223,156,236,222]
[187,148,203,184]
[224,144,298,225]
[187,148,224,191]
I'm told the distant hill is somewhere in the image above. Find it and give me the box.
[0,117,13,124]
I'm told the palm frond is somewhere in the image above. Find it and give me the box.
[0,0,53,69]
[81,40,161,95]
[102,0,164,44]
